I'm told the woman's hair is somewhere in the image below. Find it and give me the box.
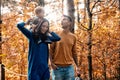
[32,18,49,43]
[33,18,49,33]
[34,6,44,15]
[32,17,40,25]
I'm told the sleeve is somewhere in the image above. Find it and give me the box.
[72,36,77,55]
[72,35,79,67]
[17,22,32,39]
[48,32,61,42]
[49,42,56,61]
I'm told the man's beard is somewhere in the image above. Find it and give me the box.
[62,25,68,29]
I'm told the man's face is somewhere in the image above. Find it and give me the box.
[61,16,71,29]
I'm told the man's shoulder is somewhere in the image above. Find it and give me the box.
[69,32,76,38]
[55,30,63,34]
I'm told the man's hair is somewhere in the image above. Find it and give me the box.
[34,6,44,14]
[63,15,72,22]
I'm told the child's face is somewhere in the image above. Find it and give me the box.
[36,10,44,18]
[40,21,49,34]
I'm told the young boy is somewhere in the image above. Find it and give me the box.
[26,6,45,30]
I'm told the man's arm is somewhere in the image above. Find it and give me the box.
[73,53,79,67]
[72,36,79,67]
[72,36,80,75]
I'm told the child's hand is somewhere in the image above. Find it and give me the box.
[26,18,33,25]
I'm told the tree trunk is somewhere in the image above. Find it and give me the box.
[86,0,93,80]
[102,53,107,80]
[118,52,120,80]
[77,2,80,23]
[0,0,2,63]
[117,34,120,80]
[63,0,75,33]
[36,0,45,6]
[29,0,45,6]
[118,0,120,79]
[118,0,120,10]
[84,0,86,23]
[0,24,2,64]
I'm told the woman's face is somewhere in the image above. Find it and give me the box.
[40,21,49,34]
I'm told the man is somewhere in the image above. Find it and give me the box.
[50,15,80,80]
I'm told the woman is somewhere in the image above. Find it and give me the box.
[17,18,61,80]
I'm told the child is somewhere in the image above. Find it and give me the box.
[17,18,61,80]
[26,6,45,31]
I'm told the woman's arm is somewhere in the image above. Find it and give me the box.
[49,42,58,69]
[48,32,61,42]
[17,22,32,39]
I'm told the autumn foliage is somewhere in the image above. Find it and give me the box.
[1,0,120,80]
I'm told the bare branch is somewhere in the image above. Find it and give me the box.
[92,0,117,15]
[78,22,88,31]
[86,0,92,16]
[109,48,120,54]
[91,0,100,13]
[92,23,99,31]
[110,0,117,7]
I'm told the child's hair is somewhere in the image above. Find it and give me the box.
[34,6,44,15]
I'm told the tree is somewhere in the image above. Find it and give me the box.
[0,0,3,64]
[76,0,119,79]
[86,0,93,79]
[28,0,45,6]
[119,0,120,10]
[63,0,75,33]
[118,0,120,79]
[1,0,120,79]
[35,0,45,6]
[1,1,36,80]
[0,14,2,64]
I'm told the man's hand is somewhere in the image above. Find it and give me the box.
[76,66,80,76]
[51,63,58,70]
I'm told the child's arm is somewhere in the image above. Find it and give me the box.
[17,22,32,39]
[48,32,61,42]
